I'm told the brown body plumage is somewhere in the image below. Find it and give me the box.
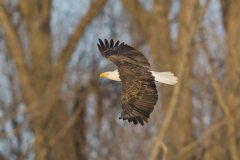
[98,39,158,125]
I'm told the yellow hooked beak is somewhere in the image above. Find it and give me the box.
[100,72,108,78]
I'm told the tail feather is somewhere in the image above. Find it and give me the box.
[159,72,174,76]
[151,71,178,85]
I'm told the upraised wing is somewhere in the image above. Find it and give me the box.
[97,39,158,125]
[97,39,150,67]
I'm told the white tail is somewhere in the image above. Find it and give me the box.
[151,71,178,85]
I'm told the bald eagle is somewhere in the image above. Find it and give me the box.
[98,39,178,125]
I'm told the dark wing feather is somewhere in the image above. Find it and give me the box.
[97,39,158,125]
[118,64,158,125]
[97,39,150,67]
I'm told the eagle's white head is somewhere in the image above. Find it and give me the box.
[100,69,120,81]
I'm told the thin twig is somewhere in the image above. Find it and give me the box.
[121,0,151,39]
[161,142,168,160]
[52,0,107,79]
[203,50,239,160]
[172,119,227,160]
[0,2,36,103]
[150,1,210,160]
[38,105,84,159]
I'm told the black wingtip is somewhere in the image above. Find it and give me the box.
[119,115,146,126]
[97,39,123,54]
[98,39,104,47]
[97,39,105,53]
[138,118,144,126]
[98,38,103,45]
[97,44,101,52]
[110,39,114,47]
[114,40,120,47]
[133,118,138,125]
[119,42,125,46]
[104,39,109,48]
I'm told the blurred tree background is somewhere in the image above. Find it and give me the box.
[0,0,239,159]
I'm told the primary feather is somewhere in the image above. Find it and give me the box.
[98,39,177,125]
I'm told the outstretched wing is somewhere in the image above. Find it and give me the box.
[97,39,150,67]
[97,39,158,125]
[118,65,158,125]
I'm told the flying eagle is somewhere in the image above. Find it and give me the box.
[98,39,178,125]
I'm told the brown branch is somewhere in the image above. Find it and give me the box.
[150,38,187,160]
[49,106,83,147]
[150,1,210,160]
[53,0,107,79]
[172,119,227,160]
[38,89,86,159]
[203,52,239,160]
[0,2,36,103]
[161,142,168,160]
[121,0,151,39]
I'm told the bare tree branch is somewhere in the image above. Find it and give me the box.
[203,51,239,160]
[53,0,107,79]
[38,105,84,159]
[161,142,168,160]
[150,1,210,160]
[0,2,36,103]
[39,86,88,159]
[173,119,227,160]
[121,0,151,39]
